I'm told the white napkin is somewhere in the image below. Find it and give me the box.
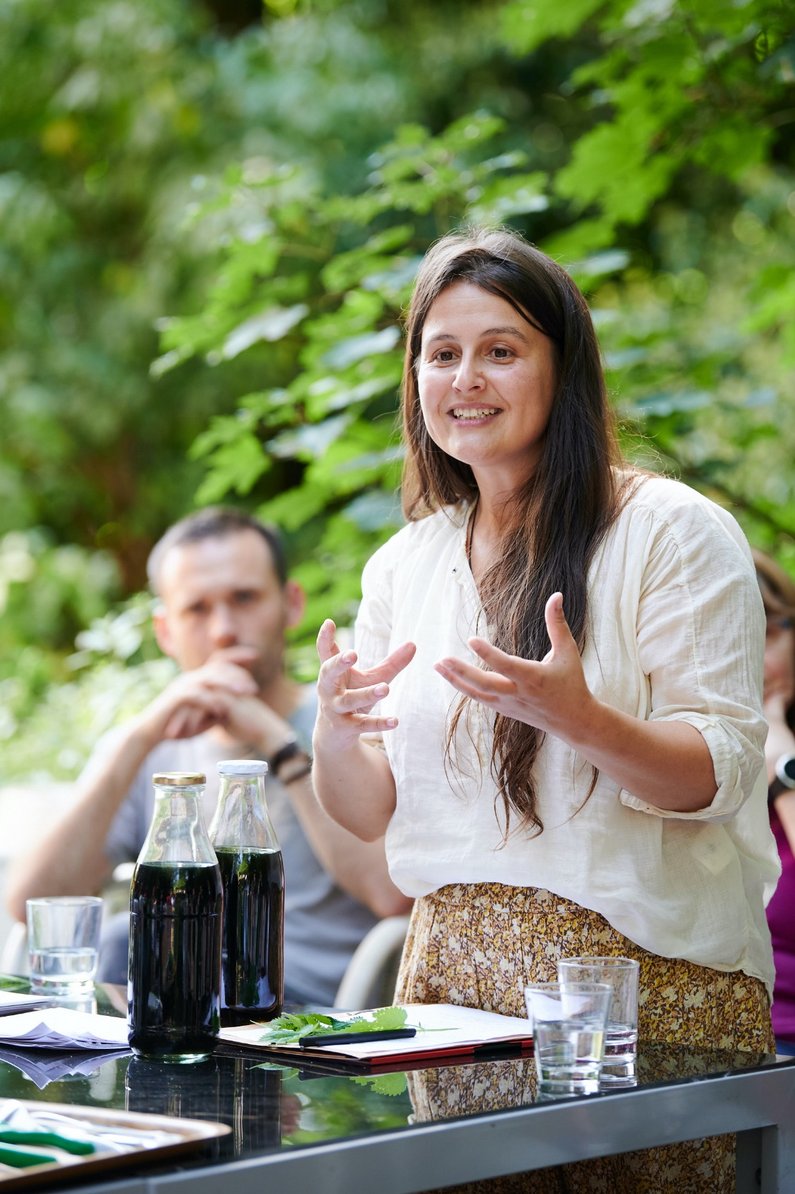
[0,989,54,1015]
[0,1007,129,1050]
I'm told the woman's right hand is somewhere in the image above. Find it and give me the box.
[314,619,416,750]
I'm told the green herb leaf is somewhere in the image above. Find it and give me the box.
[341,1006,408,1033]
[0,976,30,993]
[258,1005,408,1045]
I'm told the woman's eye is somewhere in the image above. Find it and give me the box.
[490,346,514,360]
[425,348,457,365]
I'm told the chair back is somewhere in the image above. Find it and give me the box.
[334,914,411,1010]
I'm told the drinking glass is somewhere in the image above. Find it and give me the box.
[524,980,612,1096]
[26,896,103,995]
[557,956,639,1085]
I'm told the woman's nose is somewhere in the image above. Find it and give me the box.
[452,355,484,392]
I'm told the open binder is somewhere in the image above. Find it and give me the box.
[219,1003,534,1071]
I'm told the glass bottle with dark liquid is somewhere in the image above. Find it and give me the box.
[209,759,285,1027]
[128,772,222,1062]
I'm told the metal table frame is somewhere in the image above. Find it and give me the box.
[66,1059,795,1194]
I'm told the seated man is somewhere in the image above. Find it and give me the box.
[5,507,411,1005]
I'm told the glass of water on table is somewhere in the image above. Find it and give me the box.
[557,956,640,1085]
[26,897,104,996]
[524,980,612,1097]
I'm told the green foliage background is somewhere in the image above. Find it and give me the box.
[1,0,793,779]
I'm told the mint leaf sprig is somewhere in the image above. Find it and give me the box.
[0,974,30,993]
[258,1005,408,1045]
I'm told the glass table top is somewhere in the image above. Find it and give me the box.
[0,981,789,1180]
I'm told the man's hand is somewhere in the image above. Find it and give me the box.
[216,693,298,759]
[134,647,262,746]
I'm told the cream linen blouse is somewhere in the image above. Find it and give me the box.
[355,473,778,990]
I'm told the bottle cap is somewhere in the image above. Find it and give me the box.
[217,759,269,777]
[152,771,206,786]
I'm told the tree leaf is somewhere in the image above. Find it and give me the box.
[219,304,309,361]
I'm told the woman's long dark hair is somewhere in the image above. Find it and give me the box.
[401,227,629,836]
[753,548,795,732]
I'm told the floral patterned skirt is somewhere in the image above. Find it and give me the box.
[395,883,774,1194]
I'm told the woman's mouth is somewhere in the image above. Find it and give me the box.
[451,407,499,420]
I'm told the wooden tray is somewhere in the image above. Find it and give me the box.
[0,1100,231,1190]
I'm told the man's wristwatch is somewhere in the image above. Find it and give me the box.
[267,739,313,786]
[769,753,795,800]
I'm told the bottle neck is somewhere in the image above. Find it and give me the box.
[209,776,280,851]
[138,786,218,866]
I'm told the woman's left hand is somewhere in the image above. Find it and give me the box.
[437,590,720,811]
[434,592,592,738]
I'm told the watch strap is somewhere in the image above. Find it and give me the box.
[268,739,302,775]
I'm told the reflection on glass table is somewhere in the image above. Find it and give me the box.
[0,978,790,1186]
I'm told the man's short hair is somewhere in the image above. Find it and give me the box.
[146,507,289,595]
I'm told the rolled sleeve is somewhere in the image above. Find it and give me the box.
[620,711,766,822]
[617,485,766,823]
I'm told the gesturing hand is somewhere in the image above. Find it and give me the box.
[315,619,416,750]
[434,592,593,740]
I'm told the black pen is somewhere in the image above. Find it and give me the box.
[299,1027,417,1048]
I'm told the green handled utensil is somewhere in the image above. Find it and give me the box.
[0,1128,96,1157]
[0,1141,62,1168]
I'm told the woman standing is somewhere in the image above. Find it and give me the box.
[312,227,778,1191]
[754,549,795,1055]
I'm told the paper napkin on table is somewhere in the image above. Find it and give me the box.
[0,1007,129,1050]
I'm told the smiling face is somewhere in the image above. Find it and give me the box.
[416,281,558,499]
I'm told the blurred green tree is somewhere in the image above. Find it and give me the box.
[502,0,795,556]
[0,0,544,590]
[3,0,793,778]
[0,0,551,775]
[0,0,259,588]
[159,0,795,637]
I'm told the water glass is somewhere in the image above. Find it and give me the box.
[26,896,103,995]
[524,980,612,1096]
[557,956,640,1084]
